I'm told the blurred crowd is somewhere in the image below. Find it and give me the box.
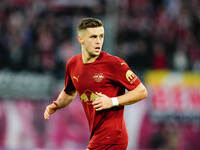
[118,0,200,72]
[0,0,106,78]
[138,113,200,150]
[0,0,200,78]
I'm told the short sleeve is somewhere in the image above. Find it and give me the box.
[111,57,141,91]
[64,60,76,94]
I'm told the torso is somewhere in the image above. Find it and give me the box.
[65,51,140,146]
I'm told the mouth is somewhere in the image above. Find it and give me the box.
[94,47,101,52]
[95,47,101,50]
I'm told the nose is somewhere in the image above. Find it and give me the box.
[96,37,101,44]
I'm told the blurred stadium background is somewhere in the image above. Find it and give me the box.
[0,0,200,150]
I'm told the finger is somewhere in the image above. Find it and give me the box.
[46,107,51,114]
[44,115,49,120]
[45,109,50,116]
[96,107,103,111]
[44,114,49,120]
[92,99,101,105]
[93,103,102,109]
[95,92,104,97]
[44,111,50,120]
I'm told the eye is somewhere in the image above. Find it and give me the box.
[100,34,104,38]
[90,35,97,38]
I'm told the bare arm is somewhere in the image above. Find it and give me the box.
[44,88,77,120]
[54,88,77,109]
[92,83,147,111]
[117,83,147,105]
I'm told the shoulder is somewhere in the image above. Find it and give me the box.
[66,54,81,66]
[101,51,131,74]
[65,54,81,73]
[102,51,126,66]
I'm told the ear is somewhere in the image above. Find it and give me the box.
[78,36,84,44]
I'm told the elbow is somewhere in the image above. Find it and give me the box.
[143,87,148,99]
[141,86,148,100]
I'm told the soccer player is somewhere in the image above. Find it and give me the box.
[44,18,148,150]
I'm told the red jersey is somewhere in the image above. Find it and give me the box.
[64,51,140,148]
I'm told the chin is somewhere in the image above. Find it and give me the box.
[92,51,101,56]
[95,52,101,56]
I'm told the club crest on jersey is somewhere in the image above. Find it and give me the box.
[126,70,136,84]
[93,73,104,82]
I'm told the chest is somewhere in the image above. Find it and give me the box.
[70,64,112,93]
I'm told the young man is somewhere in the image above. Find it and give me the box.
[44,18,148,150]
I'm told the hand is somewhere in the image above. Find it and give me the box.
[92,92,113,111]
[44,101,58,120]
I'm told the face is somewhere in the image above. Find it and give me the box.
[79,26,104,57]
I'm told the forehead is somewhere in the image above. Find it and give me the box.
[86,27,104,35]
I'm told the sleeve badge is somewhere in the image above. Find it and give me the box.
[126,70,136,84]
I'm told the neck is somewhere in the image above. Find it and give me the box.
[81,48,99,64]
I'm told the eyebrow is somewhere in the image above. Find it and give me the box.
[90,33,104,37]
[90,35,97,37]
